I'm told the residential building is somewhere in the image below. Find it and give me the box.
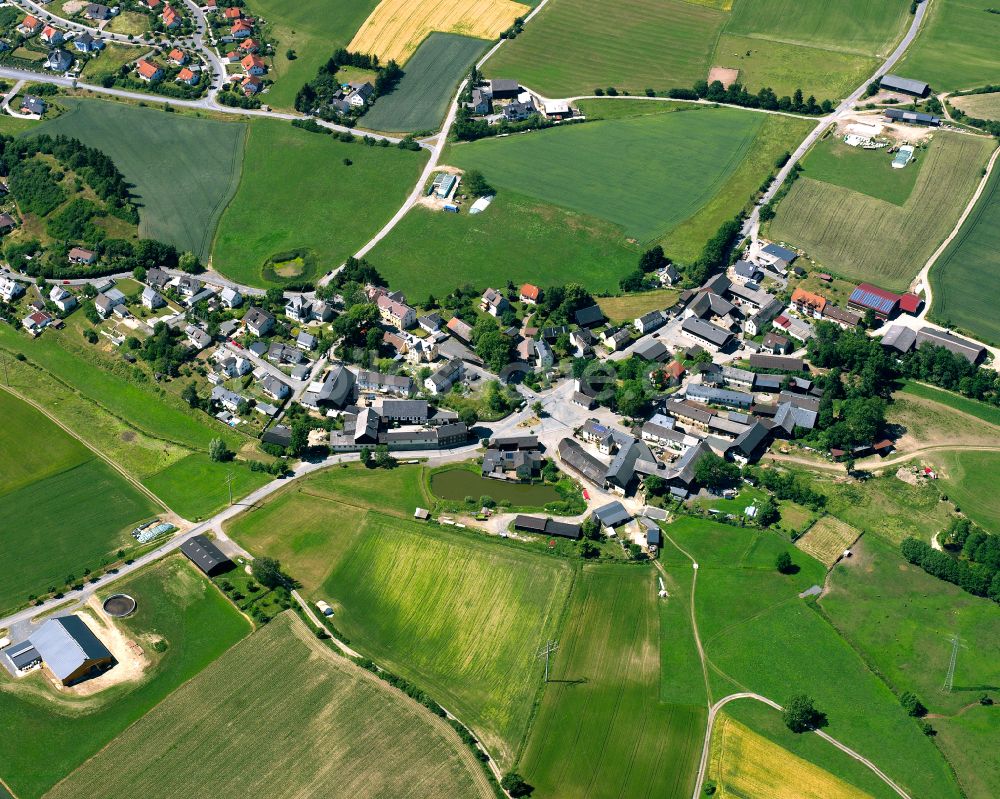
[73,32,100,53]
[535,339,554,369]
[519,283,540,304]
[418,313,443,333]
[301,364,355,409]
[480,287,510,317]
[41,25,63,45]
[446,315,473,343]
[219,286,242,308]
[22,311,52,334]
[791,287,826,318]
[376,294,416,328]
[574,304,605,327]
[48,285,76,312]
[634,310,665,335]
[241,54,266,75]
[168,47,188,65]
[358,370,414,397]
[45,47,72,71]
[465,87,490,114]
[185,324,211,350]
[347,81,375,107]
[20,95,46,115]
[17,15,42,36]
[424,358,463,394]
[260,373,290,401]
[557,437,608,486]
[822,305,861,329]
[135,58,164,81]
[761,332,791,355]
[176,67,198,86]
[0,276,25,302]
[94,289,126,317]
[686,383,753,409]
[749,354,806,372]
[243,306,275,337]
[681,317,733,350]
[85,4,113,20]
[141,286,164,310]
[162,4,179,28]
[731,259,761,284]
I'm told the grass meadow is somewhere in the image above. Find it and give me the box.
[46,613,495,799]
[212,119,427,288]
[823,535,1000,799]
[597,289,680,323]
[33,99,247,260]
[795,516,861,568]
[485,0,727,96]
[141,453,270,521]
[800,134,923,206]
[0,392,159,612]
[951,91,1000,120]
[368,189,640,301]
[660,517,961,799]
[769,132,994,291]
[243,0,380,110]
[360,33,488,132]
[0,557,250,799]
[929,160,1000,344]
[518,564,705,799]
[927,450,1000,532]
[321,513,573,765]
[708,712,872,799]
[897,380,1000,428]
[895,0,1000,91]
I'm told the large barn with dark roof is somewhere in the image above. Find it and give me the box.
[180,535,233,576]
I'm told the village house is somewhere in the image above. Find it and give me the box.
[20,95,46,115]
[219,286,242,308]
[231,19,253,38]
[48,285,76,312]
[211,385,244,413]
[241,54,266,76]
[136,58,164,82]
[260,373,291,401]
[761,332,791,355]
[480,287,510,317]
[0,276,25,302]
[94,289,126,318]
[85,3,113,20]
[358,370,414,397]
[45,48,72,72]
[162,5,180,27]
[519,283,540,304]
[446,315,473,343]
[17,15,42,36]
[376,294,416,328]
[243,306,275,337]
[73,32,101,53]
[168,48,189,65]
[346,81,374,107]
[424,358,463,395]
[418,313,443,333]
[791,287,826,318]
[40,25,64,45]
[241,76,263,95]
[634,309,666,335]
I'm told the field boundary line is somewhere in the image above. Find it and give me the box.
[201,118,250,264]
[0,382,170,517]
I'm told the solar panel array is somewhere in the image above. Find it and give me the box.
[849,286,897,315]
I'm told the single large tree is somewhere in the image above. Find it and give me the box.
[783,694,820,733]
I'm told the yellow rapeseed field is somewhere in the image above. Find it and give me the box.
[349,0,531,64]
[796,515,861,568]
[709,713,873,799]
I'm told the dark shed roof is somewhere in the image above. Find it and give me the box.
[180,534,232,575]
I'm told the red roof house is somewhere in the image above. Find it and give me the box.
[239,37,260,52]
[168,47,187,64]
[898,293,923,315]
[136,58,164,81]
[162,5,179,27]
[176,67,198,85]
[230,19,252,37]
[223,6,242,18]
[519,283,540,304]
[240,54,265,75]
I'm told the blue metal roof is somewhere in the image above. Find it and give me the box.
[849,286,896,314]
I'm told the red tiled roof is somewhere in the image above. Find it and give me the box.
[240,54,264,70]
[231,19,252,32]
[162,5,178,24]
[42,24,58,37]
[168,47,185,61]
[176,67,196,81]
[519,283,539,300]
[239,37,259,50]
[223,6,242,17]
[22,15,39,28]
[136,59,162,79]
[898,293,923,314]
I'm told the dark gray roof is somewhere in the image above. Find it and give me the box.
[605,435,654,489]
[884,108,939,124]
[633,339,669,362]
[557,437,607,485]
[732,421,770,458]
[490,78,519,93]
[381,399,428,419]
[7,641,41,670]
[29,615,112,681]
[879,74,928,95]
[593,500,631,527]
[574,304,605,327]
[880,325,916,353]
[180,534,231,575]
[916,327,985,363]
[686,383,752,407]
[682,317,732,348]
[748,354,806,372]
[761,243,797,263]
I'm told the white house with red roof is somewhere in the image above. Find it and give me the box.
[168,47,187,65]
[176,67,198,85]
[162,5,179,28]
[222,6,242,19]
[241,54,265,75]
[136,58,164,81]
[241,75,262,95]
[239,37,260,52]
[40,25,64,44]
[230,18,252,37]
[17,15,42,35]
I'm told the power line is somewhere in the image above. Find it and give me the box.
[536,640,558,683]
[225,472,236,506]
[942,635,960,693]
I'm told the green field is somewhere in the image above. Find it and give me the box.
[663,519,964,799]
[485,0,727,96]
[0,322,261,519]
[141,453,270,521]
[518,564,705,798]
[46,613,494,799]
[823,535,1000,799]
[212,119,427,287]
[710,0,909,98]
[0,557,250,799]
[243,0,380,110]
[0,392,160,613]
[927,450,1000,531]
[769,132,994,291]
[323,513,572,764]
[78,43,145,81]
[798,134,923,205]
[448,106,762,243]
[895,0,1000,91]
[361,33,489,132]
[952,91,1000,121]
[897,380,1000,428]
[929,158,1000,343]
[368,189,639,301]
[33,99,246,260]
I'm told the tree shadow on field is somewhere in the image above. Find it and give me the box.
[547,677,589,687]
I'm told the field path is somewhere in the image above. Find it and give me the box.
[912,143,1000,316]
[0,382,173,520]
[657,522,917,799]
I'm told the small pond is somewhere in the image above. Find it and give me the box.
[430,469,562,505]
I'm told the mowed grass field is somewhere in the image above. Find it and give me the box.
[349,0,529,64]
[518,564,705,799]
[823,536,1000,799]
[361,33,488,132]
[448,106,763,243]
[930,157,1000,343]
[798,133,924,206]
[244,0,380,110]
[708,712,873,799]
[895,0,1000,91]
[597,289,680,323]
[368,189,640,301]
[0,392,159,613]
[951,92,1000,121]
[0,557,250,799]
[141,453,270,521]
[212,119,427,287]
[769,132,994,291]
[660,518,962,799]
[47,613,495,799]
[710,0,909,98]
[795,516,861,568]
[322,513,573,764]
[486,0,727,96]
[33,99,246,261]
[926,450,1000,532]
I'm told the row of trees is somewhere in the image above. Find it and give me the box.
[900,532,1000,604]
[669,80,834,116]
